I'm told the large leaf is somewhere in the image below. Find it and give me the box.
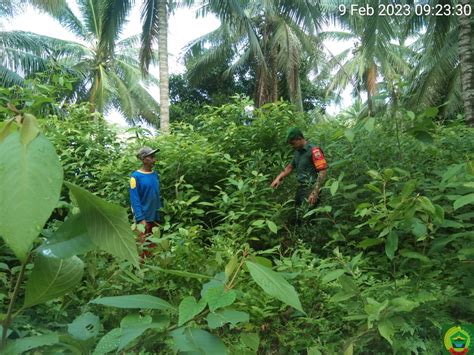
[454,193,474,210]
[204,285,236,312]
[65,182,138,265]
[385,232,398,260]
[3,333,59,354]
[245,261,304,313]
[178,296,207,326]
[24,254,84,308]
[171,327,227,355]
[68,312,100,341]
[39,213,95,259]
[206,309,249,329]
[0,131,63,261]
[378,319,395,345]
[90,294,176,312]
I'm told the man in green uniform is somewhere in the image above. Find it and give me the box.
[271,128,328,207]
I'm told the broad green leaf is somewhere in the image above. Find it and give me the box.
[204,286,236,312]
[171,327,227,355]
[364,117,375,132]
[39,213,95,258]
[0,118,15,143]
[65,182,138,265]
[68,312,100,341]
[399,250,431,263]
[178,296,207,326]
[330,292,355,303]
[330,180,339,196]
[418,196,436,215]
[118,314,153,351]
[148,265,213,280]
[3,333,59,354]
[454,193,474,210]
[367,170,382,180]
[343,342,353,355]
[411,218,427,238]
[413,130,433,144]
[357,238,384,249]
[241,333,259,351]
[378,319,395,345]
[0,132,62,261]
[385,232,398,260]
[406,111,415,119]
[266,220,278,234]
[93,328,121,355]
[322,269,345,284]
[20,113,40,146]
[344,128,355,142]
[245,261,304,313]
[24,254,84,308]
[206,309,249,329]
[225,255,239,281]
[338,275,358,293]
[390,297,420,312]
[91,294,176,312]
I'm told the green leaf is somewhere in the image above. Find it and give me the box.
[206,309,249,329]
[245,261,304,313]
[390,297,420,313]
[24,254,84,308]
[357,238,384,249]
[330,292,356,303]
[204,286,236,312]
[344,128,355,142]
[3,333,59,354]
[0,132,63,261]
[178,296,207,326]
[399,250,431,263]
[0,118,15,143]
[171,327,227,355]
[93,328,121,355]
[241,333,259,351]
[225,255,238,282]
[65,182,138,265]
[330,180,339,196]
[20,113,40,146]
[118,314,153,351]
[454,193,474,210]
[411,218,427,238]
[364,117,375,132]
[418,196,436,215]
[39,213,95,258]
[90,294,176,312]
[147,266,213,280]
[266,220,278,234]
[322,269,345,284]
[68,312,100,341]
[378,319,395,345]
[385,232,398,260]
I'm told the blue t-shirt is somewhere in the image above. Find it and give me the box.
[129,170,162,222]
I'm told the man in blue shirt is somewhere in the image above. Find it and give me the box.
[129,146,162,257]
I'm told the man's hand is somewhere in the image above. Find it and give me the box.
[270,178,282,189]
[139,220,147,225]
[308,192,318,205]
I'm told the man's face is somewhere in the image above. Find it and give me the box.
[143,154,156,165]
[289,138,305,150]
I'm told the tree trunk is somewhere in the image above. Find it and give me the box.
[458,0,474,126]
[158,0,170,133]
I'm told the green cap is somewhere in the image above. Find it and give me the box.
[286,127,303,143]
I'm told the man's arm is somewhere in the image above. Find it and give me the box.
[308,169,327,205]
[130,176,145,223]
[271,164,293,188]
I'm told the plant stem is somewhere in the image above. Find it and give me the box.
[1,260,28,350]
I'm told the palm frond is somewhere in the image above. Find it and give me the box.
[140,0,159,73]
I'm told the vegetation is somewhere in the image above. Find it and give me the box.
[0,0,473,354]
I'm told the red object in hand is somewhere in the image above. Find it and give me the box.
[311,147,327,171]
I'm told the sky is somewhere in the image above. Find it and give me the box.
[2,2,353,128]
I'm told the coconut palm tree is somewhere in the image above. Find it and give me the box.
[0,0,160,125]
[183,0,323,110]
